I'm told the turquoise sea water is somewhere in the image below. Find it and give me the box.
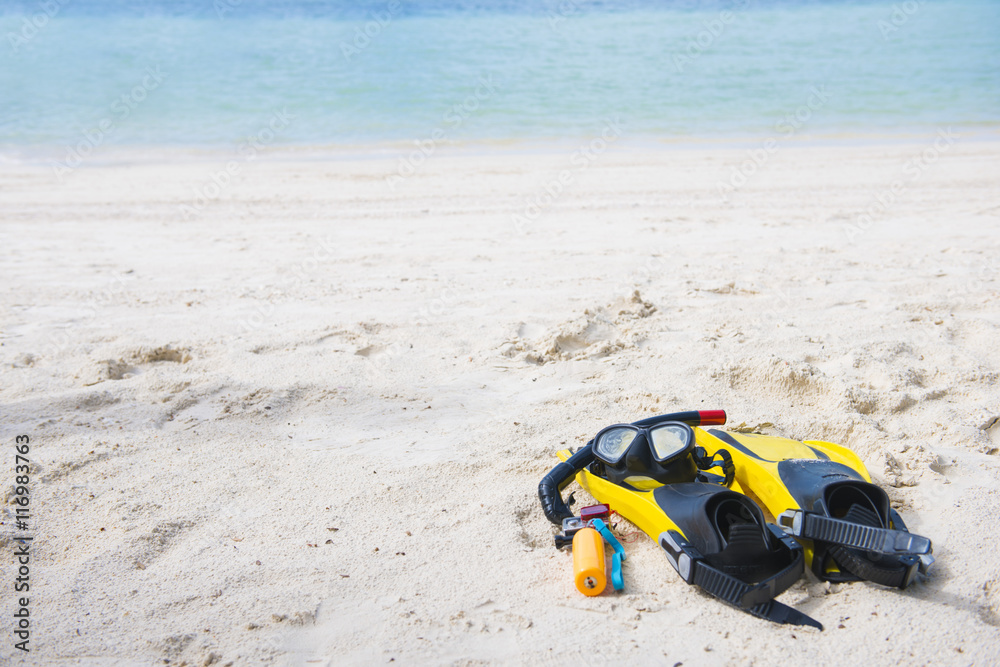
[0,0,997,148]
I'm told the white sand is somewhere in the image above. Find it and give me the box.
[2,137,1000,665]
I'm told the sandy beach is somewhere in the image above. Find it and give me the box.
[2,137,1000,665]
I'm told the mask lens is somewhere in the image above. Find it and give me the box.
[649,424,691,462]
[595,427,637,464]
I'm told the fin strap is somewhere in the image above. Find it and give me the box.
[827,545,921,589]
[777,510,932,555]
[658,526,818,628]
[739,525,810,608]
[887,510,935,575]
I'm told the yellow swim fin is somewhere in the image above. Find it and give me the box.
[702,429,933,587]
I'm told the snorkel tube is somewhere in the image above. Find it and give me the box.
[538,410,727,525]
[539,445,594,525]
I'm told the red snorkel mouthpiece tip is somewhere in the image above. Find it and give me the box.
[698,410,727,426]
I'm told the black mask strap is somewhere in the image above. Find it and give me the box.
[692,447,735,487]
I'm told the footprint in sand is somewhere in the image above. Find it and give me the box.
[80,344,193,386]
[982,416,1000,455]
[503,291,656,365]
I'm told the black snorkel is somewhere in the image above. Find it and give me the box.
[538,444,594,525]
